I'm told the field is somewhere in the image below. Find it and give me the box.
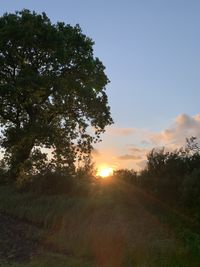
[0,178,199,267]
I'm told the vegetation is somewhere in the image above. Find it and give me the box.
[0,9,113,181]
[139,137,200,221]
[0,139,200,266]
[0,180,199,267]
[115,137,200,224]
[112,137,200,264]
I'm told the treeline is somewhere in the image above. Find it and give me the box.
[1,135,200,221]
[114,137,200,222]
[0,153,96,197]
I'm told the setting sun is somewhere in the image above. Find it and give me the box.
[97,167,114,178]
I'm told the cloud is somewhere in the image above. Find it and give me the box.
[151,113,200,146]
[106,126,135,136]
[118,154,142,160]
[129,147,142,153]
[93,113,200,171]
[116,144,149,166]
[121,113,200,168]
[130,113,200,166]
[129,146,148,154]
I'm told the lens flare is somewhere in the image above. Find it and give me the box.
[97,167,113,178]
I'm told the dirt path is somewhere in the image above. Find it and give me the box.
[0,212,44,265]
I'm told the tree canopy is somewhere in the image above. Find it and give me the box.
[0,10,113,179]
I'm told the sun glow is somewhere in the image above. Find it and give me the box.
[97,166,113,178]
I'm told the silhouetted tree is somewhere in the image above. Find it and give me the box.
[0,10,113,180]
[140,137,200,210]
[114,169,138,184]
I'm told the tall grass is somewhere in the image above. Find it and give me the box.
[0,179,199,267]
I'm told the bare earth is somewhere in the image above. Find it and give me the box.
[0,212,43,264]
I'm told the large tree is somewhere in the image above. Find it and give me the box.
[0,10,113,179]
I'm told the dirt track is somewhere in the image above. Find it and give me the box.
[0,212,43,264]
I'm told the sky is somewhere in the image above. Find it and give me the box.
[1,1,200,170]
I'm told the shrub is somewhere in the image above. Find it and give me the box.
[16,166,75,195]
[181,168,200,209]
[113,169,138,184]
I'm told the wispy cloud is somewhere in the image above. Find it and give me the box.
[118,154,142,160]
[129,146,148,154]
[106,126,135,136]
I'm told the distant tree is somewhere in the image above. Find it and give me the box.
[146,148,167,176]
[0,10,113,180]
[76,155,96,179]
[113,169,138,184]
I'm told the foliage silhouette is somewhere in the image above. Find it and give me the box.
[0,10,113,180]
[110,137,200,226]
[138,137,200,221]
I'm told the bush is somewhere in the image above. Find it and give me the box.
[16,169,75,195]
[181,168,200,209]
[113,169,138,184]
[16,164,95,197]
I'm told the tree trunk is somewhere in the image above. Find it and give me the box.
[9,137,35,181]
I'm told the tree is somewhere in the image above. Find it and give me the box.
[0,10,113,180]
[113,169,137,184]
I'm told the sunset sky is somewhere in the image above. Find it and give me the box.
[1,1,200,170]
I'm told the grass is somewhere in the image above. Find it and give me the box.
[133,185,200,262]
[0,253,95,267]
[0,185,89,229]
[0,178,199,266]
